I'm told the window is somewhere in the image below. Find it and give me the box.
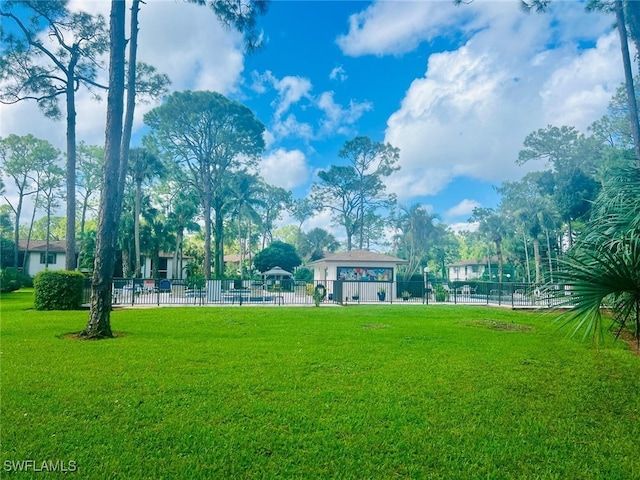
[39,252,57,264]
[151,257,169,279]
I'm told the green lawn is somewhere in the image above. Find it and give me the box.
[1,290,639,479]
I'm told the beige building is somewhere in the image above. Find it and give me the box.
[307,250,408,302]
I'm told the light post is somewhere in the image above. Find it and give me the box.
[423,266,430,305]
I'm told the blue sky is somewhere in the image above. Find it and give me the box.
[0,0,626,237]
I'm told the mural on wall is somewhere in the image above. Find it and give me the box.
[337,267,393,282]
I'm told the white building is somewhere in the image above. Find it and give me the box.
[307,250,408,302]
[17,240,71,277]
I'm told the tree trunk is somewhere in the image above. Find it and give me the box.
[121,249,131,278]
[204,192,213,279]
[495,239,503,283]
[65,65,77,271]
[522,228,532,284]
[533,237,542,285]
[13,195,23,269]
[615,0,640,166]
[22,190,39,272]
[213,201,225,278]
[173,229,183,279]
[83,0,126,339]
[45,204,51,269]
[248,219,253,279]
[545,227,554,283]
[134,179,142,277]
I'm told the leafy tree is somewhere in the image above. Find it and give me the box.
[272,224,299,246]
[35,155,65,268]
[429,223,460,281]
[256,183,292,249]
[144,91,265,279]
[129,147,164,277]
[1,0,109,269]
[470,207,507,282]
[0,205,15,268]
[140,206,172,279]
[517,125,601,245]
[227,172,265,280]
[589,76,640,150]
[289,197,318,252]
[300,227,339,260]
[253,241,301,274]
[85,0,269,338]
[394,204,439,277]
[312,136,399,251]
[0,134,59,268]
[338,136,399,250]
[312,165,359,250]
[76,143,104,236]
[497,174,557,284]
[164,185,201,279]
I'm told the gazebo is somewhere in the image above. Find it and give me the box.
[260,266,293,291]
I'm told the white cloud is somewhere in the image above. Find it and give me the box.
[0,1,246,149]
[377,4,621,200]
[271,114,315,141]
[304,208,345,242]
[329,65,348,82]
[317,92,372,136]
[540,32,622,129]
[253,71,372,141]
[449,222,479,234]
[446,199,482,219]
[259,148,311,190]
[336,1,474,57]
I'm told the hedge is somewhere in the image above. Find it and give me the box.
[33,270,86,310]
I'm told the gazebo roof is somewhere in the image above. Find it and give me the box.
[261,266,293,277]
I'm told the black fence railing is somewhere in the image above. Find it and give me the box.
[83,278,571,308]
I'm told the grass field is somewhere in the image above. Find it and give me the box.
[1,290,639,479]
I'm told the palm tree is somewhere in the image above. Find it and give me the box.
[394,204,439,277]
[554,157,640,349]
[228,173,265,281]
[470,207,507,282]
[301,228,340,261]
[129,148,163,278]
[141,206,173,279]
[166,187,200,279]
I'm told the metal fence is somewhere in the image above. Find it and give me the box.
[83,278,572,308]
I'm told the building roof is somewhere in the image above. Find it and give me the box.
[224,254,241,263]
[18,239,68,253]
[307,249,408,266]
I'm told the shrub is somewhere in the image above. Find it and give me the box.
[0,267,28,293]
[294,266,313,283]
[435,284,449,302]
[34,270,85,310]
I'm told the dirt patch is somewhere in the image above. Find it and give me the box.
[616,328,640,355]
[466,319,534,332]
[362,323,389,330]
[57,331,127,340]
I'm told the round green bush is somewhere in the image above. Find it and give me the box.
[1,268,21,293]
[33,270,86,310]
